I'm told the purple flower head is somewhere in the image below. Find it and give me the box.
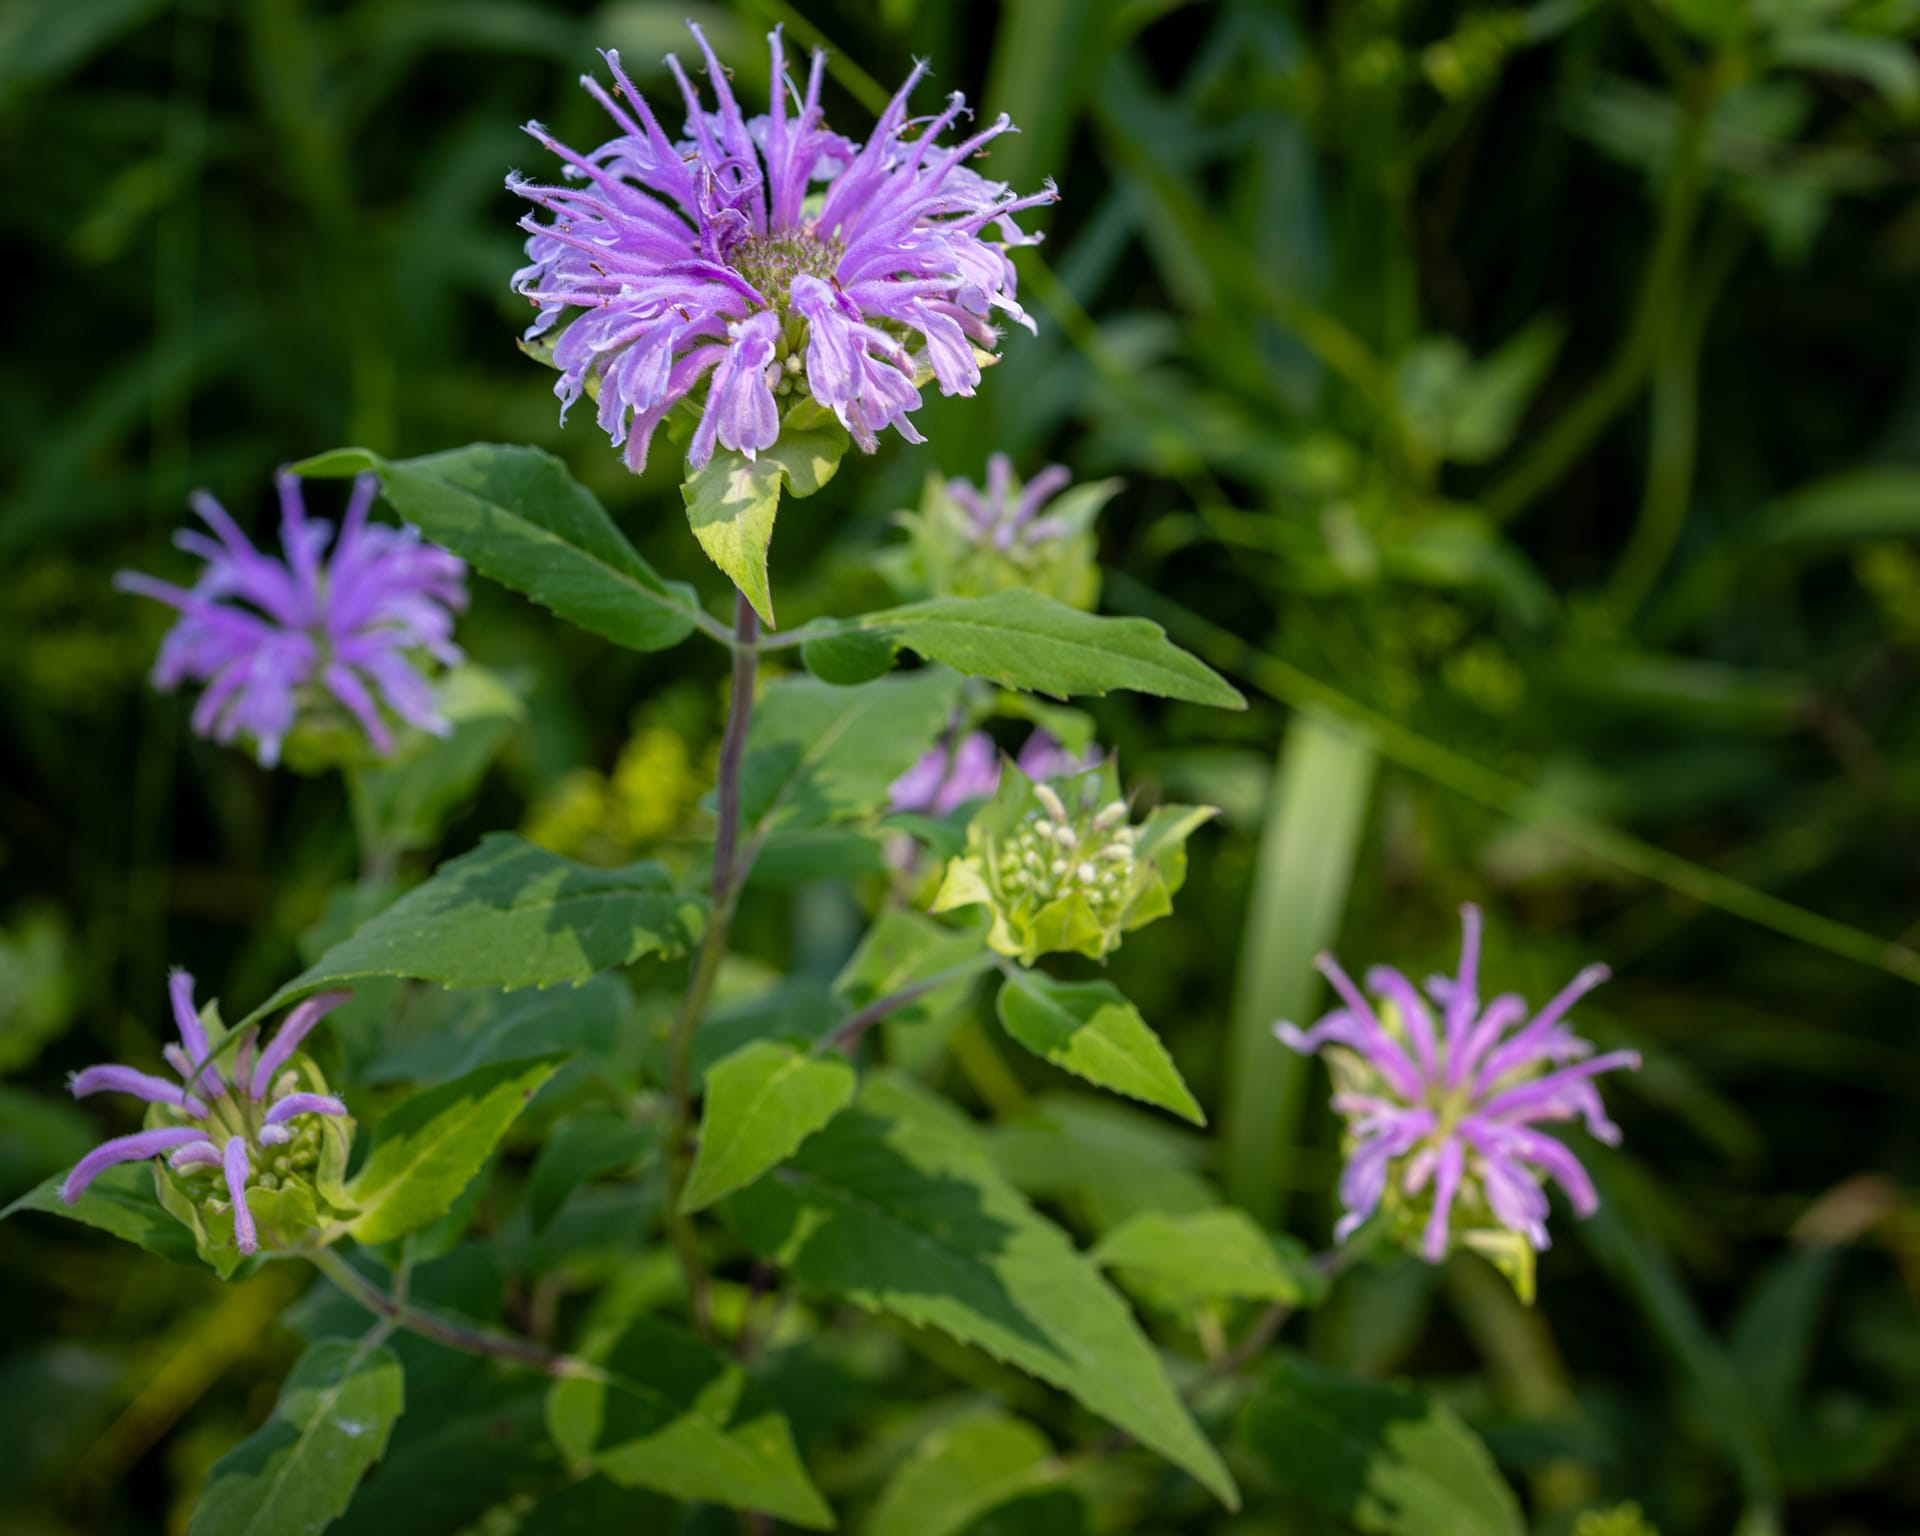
[947,454,1076,553]
[116,471,469,768]
[64,971,353,1257]
[1276,906,1638,1262]
[510,24,1056,475]
[890,726,1097,817]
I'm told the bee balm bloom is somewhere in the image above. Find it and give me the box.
[510,25,1055,474]
[65,973,352,1257]
[116,472,467,767]
[1277,906,1638,1262]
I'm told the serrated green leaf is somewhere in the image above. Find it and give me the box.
[2,1163,198,1265]
[546,1314,832,1527]
[785,592,1244,707]
[739,671,961,837]
[1236,1355,1524,1536]
[293,444,700,653]
[527,1108,655,1233]
[1091,1209,1326,1310]
[345,1055,563,1245]
[245,835,702,1027]
[681,1040,855,1213]
[869,1413,1058,1536]
[681,429,847,627]
[724,1073,1237,1507]
[995,972,1203,1125]
[187,1338,404,1536]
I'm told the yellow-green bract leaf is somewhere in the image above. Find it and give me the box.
[724,1073,1238,1508]
[345,1054,563,1244]
[785,591,1244,707]
[294,444,701,653]
[243,835,703,1027]
[869,1413,1058,1536]
[546,1314,832,1528]
[681,429,847,627]
[1236,1355,1524,1536]
[680,1040,855,1213]
[995,971,1204,1125]
[1091,1208,1327,1311]
[187,1338,404,1536]
[739,671,961,838]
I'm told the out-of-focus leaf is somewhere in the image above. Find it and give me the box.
[835,909,984,1028]
[187,1338,404,1536]
[332,1383,554,1536]
[724,1073,1238,1506]
[1756,468,1920,547]
[246,834,704,1026]
[1775,30,1920,113]
[739,670,961,836]
[680,1040,855,1213]
[367,976,641,1087]
[987,1092,1217,1231]
[2,1163,199,1265]
[545,1314,831,1527]
[1092,1208,1326,1310]
[1730,1244,1841,1434]
[295,444,702,653]
[994,970,1203,1125]
[352,664,526,854]
[1236,1354,1524,1536]
[527,1108,654,1234]
[869,1412,1059,1536]
[345,1055,564,1244]
[0,0,164,106]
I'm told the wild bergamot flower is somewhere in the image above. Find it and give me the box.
[65,973,353,1260]
[510,24,1055,474]
[116,471,467,768]
[896,454,1119,608]
[1277,906,1638,1274]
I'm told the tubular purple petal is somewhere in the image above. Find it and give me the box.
[263,1092,348,1127]
[168,968,209,1065]
[62,1126,204,1204]
[223,1137,257,1255]
[69,1064,207,1119]
[250,991,351,1101]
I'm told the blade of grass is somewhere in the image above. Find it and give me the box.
[1223,717,1376,1224]
[1109,574,1920,988]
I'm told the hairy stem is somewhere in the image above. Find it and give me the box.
[664,588,762,1337]
[821,954,997,1056]
[308,1246,587,1378]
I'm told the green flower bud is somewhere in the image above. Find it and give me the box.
[930,756,1214,964]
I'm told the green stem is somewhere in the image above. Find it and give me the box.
[1606,216,1743,620]
[663,589,762,1337]
[1483,75,1713,524]
[308,1247,587,1378]
[341,763,396,886]
[820,955,998,1056]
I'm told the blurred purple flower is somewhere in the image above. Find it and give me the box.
[510,24,1055,474]
[1276,905,1638,1260]
[116,472,468,768]
[64,971,351,1256]
[890,727,1095,817]
[947,453,1075,552]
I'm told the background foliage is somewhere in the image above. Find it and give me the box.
[3,1,1920,1533]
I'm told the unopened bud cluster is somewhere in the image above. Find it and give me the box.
[997,783,1138,923]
